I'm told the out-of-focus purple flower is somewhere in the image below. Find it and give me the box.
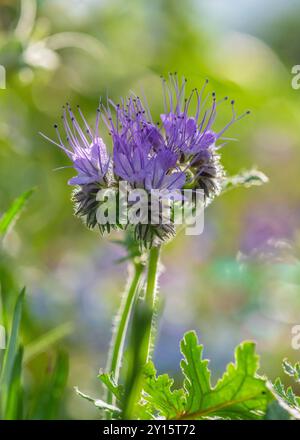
[239,206,297,262]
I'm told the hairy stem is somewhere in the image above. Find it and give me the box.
[142,245,161,364]
[122,245,161,419]
[106,261,144,405]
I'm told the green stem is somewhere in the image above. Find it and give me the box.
[122,245,161,419]
[106,261,144,405]
[140,245,161,365]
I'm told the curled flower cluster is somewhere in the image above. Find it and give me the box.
[43,74,249,247]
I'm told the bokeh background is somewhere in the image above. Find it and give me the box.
[1,0,300,419]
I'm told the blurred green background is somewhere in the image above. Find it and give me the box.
[1,0,300,419]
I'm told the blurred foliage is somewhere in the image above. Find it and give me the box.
[0,191,69,419]
[0,0,300,419]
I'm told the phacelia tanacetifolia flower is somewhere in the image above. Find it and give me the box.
[158,75,250,203]
[42,74,249,247]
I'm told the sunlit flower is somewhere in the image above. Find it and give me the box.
[103,96,185,191]
[43,74,249,247]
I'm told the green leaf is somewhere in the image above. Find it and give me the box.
[23,322,73,364]
[205,341,272,419]
[271,359,300,419]
[180,331,211,415]
[143,361,185,419]
[0,288,25,414]
[43,351,69,419]
[180,332,272,419]
[142,331,272,420]
[0,189,34,240]
[30,351,69,420]
[4,346,24,420]
[74,386,121,415]
[282,359,300,383]
[272,377,300,419]
[98,371,123,401]
[0,289,25,382]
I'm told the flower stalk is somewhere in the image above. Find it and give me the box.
[122,245,161,419]
[142,245,161,364]
[106,260,144,405]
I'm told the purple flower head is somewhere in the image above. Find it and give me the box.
[159,75,249,157]
[68,137,110,185]
[102,74,249,202]
[41,104,111,187]
[160,74,250,202]
[103,96,185,192]
[145,149,185,191]
[43,74,250,246]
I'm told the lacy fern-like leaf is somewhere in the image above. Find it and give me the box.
[142,331,272,420]
[271,360,300,419]
[143,361,185,419]
[180,331,211,414]
[204,342,270,419]
[179,331,271,419]
[282,359,300,383]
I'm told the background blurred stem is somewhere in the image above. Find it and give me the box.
[106,260,144,406]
